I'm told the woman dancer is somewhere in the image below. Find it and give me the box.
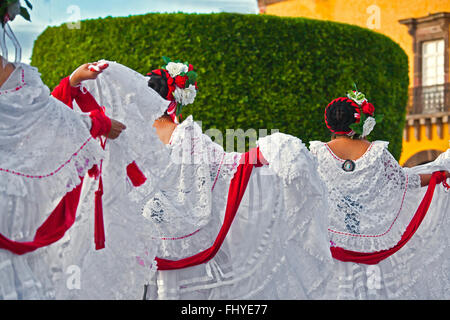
[309,89,449,299]
[0,1,128,299]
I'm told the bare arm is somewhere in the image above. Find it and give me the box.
[419,171,449,187]
[69,62,125,140]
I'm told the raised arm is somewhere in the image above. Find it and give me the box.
[52,62,126,140]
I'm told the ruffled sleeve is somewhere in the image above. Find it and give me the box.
[379,144,421,190]
[51,76,111,139]
[404,149,450,176]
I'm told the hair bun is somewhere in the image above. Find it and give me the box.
[324,97,359,135]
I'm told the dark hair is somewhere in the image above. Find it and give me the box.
[147,71,171,120]
[325,98,360,138]
[147,70,169,99]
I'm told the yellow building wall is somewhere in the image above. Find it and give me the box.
[266,0,450,165]
[400,123,449,164]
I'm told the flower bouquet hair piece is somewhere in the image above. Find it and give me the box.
[147,56,198,122]
[347,85,383,138]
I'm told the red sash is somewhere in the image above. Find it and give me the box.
[155,147,264,270]
[0,178,83,255]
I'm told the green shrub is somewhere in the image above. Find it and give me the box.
[31,12,409,159]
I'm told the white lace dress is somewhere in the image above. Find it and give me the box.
[309,141,450,299]
[0,63,105,299]
[51,62,332,300]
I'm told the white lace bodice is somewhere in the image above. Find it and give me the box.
[169,115,241,189]
[134,116,240,258]
[310,140,422,252]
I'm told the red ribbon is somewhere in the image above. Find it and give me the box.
[331,171,449,264]
[166,100,178,123]
[126,161,147,187]
[93,138,107,250]
[94,175,105,250]
[155,147,264,270]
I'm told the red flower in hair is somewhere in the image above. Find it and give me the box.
[166,81,176,100]
[175,75,188,89]
[361,101,375,116]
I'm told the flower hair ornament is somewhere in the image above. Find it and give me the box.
[324,85,383,138]
[147,56,198,123]
[346,87,383,138]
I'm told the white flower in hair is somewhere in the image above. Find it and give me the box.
[173,84,197,106]
[165,62,189,78]
[362,116,376,138]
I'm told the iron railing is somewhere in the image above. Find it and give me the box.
[408,83,450,115]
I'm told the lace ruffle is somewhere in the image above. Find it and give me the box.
[0,64,48,105]
[0,136,102,197]
[258,133,320,185]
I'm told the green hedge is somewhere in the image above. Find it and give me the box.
[31,13,409,159]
